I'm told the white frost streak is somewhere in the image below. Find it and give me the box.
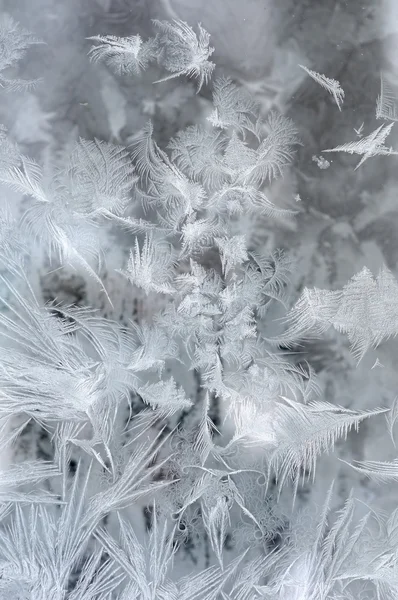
[299,64,345,111]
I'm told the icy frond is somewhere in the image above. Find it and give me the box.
[193,393,217,464]
[211,184,296,219]
[246,111,301,185]
[177,467,258,567]
[334,502,398,599]
[0,461,59,504]
[131,121,207,218]
[0,460,58,488]
[250,248,292,307]
[181,218,225,255]
[96,511,176,598]
[376,71,398,121]
[65,138,137,216]
[219,343,318,406]
[0,124,22,172]
[0,276,126,434]
[386,397,398,447]
[222,132,258,176]
[162,166,207,218]
[260,488,370,600]
[222,307,257,359]
[0,135,113,303]
[207,76,260,136]
[269,398,386,493]
[68,553,124,600]
[0,14,43,92]
[280,287,341,345]
[148,508,178,588]
[341,458,398,482]
[0,464,104,599]
[88,33,157,75]
[168,125,226,187]
[129,120,166,183]
[178,559,243,600]
[334,265,398,361]
[137,377,193,416]
[52,422,84,474]
[89,19,215,90]
[95,516,149,596]
[203,491,231,567]
[88,431,175,520]
[0,154,48,203]
[118,234,176,295]
[96,511,244,599]
[281,265,398,361]
[299,64,345,110]
[0,203,27,274]
[216,235,248,275]
[152,19,215,91]
[128,322,179,374]
[323,122,397,169]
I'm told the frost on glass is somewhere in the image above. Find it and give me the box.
[0,7,397,600]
